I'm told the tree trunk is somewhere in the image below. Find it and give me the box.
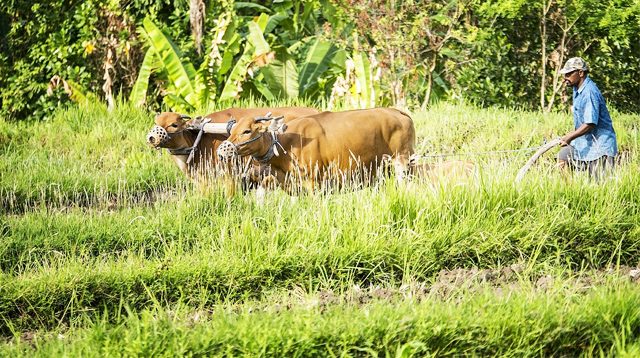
[421,72,433,111]
[545,28,568,112]
[190,0,206,55]
[421,53,438,111]
[540,0,551,112]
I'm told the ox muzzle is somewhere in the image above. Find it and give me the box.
[146,125,170,147]
[216,130,269,161]
[217,140,239,160]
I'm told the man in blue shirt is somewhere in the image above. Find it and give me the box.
[557,57,618,178]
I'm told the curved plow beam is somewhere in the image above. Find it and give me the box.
[515,138,561,183]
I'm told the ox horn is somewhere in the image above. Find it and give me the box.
[254,112,274,122]
[180,114,191,120]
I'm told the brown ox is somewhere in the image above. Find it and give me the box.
[145,107,319,178]
[217,108,415,192]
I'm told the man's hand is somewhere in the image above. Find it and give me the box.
[559,135,571,147]
[560,124,594,147]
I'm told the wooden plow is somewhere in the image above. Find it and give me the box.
[514,138,561,183]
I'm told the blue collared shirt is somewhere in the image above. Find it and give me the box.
[569,76,617,161]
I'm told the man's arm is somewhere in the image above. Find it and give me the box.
[560,123,595,147]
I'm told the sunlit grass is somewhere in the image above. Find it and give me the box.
[1,101,639,354]
[3,279,640,357]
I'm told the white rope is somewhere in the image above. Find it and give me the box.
[418,145,545,158]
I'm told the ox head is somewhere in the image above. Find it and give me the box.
[217,114,286,160]
[146,112,192,149]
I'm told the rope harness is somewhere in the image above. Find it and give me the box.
[165,117,211,164]
[224,114,287,163]
[229,131,288,164]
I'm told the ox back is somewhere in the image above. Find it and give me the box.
[258,107,416,186]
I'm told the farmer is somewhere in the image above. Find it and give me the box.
[556,57,618,179]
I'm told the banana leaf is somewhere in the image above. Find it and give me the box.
[142,17,197,107]
[298,38,336,97]
[265,12,288,34]
[219,46,254,102]
[252,73,276,101]
[254,13,269,32]
[129,47,159,107]
[163,94,195,113]
[220,19,271,102]
[247,20,270,57]
[234,2,271,13]
[353,51,372,108]
[195,68,213,109]
[219,32,241,76]
[261,55,299,99]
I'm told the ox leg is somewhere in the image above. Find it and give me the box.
[254,185,266,207]
[223,174,237,198]
[253,174,281,207]
[302,179,316,195]
[261,174,280,190]
[393,155,411,186]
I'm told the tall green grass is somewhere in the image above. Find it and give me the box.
[3,280,640,357]
[1,101,639,354]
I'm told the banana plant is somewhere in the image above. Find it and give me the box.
[129,48,160,107]
[130,16,273,111]
[237,1,342,102]
[350,48,379,108]
[219,14,273,102]
[323,43,381,109]
[254,36,338,100]
[129,17,200,112]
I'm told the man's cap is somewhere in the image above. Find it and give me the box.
[559,57,589,74]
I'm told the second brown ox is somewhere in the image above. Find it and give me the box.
[217,108,416,192]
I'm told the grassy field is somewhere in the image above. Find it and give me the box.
[1,101,639,356]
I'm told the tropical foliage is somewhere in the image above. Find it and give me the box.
[1,0,639,120]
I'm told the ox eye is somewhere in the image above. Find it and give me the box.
[242,129,251,135]
[170,123,178,128]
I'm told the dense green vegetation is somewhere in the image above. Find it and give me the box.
[1,102,639,355]
[2,0,639,120]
